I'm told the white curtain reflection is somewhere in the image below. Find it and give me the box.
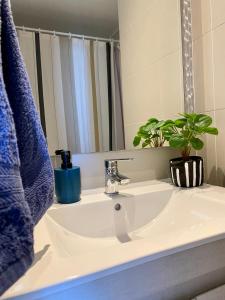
[17,30,125,155]
[39,33,68,154]
[51,36,68,151]
[94,41,109,152]
[71,38,96,153]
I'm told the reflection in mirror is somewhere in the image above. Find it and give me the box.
[11,0,184,155]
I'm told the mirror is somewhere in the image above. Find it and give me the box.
[11,0,184,155]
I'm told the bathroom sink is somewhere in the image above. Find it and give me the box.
[46,181,225,255]
[47,189,172,239]
[4,180,225,300]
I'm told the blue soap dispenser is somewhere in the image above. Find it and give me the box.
[54,150,81,204]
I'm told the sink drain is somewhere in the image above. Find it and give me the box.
[114,203,121,211]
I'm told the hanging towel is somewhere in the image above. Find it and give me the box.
[0,0,54,295]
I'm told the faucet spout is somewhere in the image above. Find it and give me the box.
[116,173,130,185]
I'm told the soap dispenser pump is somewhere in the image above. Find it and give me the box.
[54,150,81,204]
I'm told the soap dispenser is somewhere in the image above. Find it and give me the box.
[54,150,81,204]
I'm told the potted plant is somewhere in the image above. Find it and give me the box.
[133,113,218,188]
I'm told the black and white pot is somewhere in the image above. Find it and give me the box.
[169,156,204,188]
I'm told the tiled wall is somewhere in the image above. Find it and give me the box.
[118,0,184,149]
[192,0,225,186]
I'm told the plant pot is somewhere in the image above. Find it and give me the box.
[169,156,204,188]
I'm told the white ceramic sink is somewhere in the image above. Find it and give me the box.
[4,180,225,300]
[48,189,172,239]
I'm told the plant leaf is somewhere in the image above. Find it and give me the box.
[195,114,212,128]
[138,126,150,138]
[181,129,190,138]
[169,135,188,148]
[147,118,158,124]
[193,125,204,133]
[144,123,156,132]
[154,120,166,129]
[133,135,141,146]
[202,127,218,135]
[142,141,149,148]
[179,113,197,121]
[175,118,187,128]
[190,137,204,150]
[139,125,148,133]
[161,127,174,140]
[161,120,175,128]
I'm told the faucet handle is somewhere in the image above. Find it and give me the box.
[105,158,134,161]
[104,158,134,169]
[104,158,134,163]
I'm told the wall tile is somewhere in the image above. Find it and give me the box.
[138,2,160,66]
[215,109,225,186]
[192,0,212,40]
[213,23,225,110]
[118,0,156,37]
[205,134,217,186]
[122,62,162,126]
[199,111,217,185]
[192,0,225,188]
[159,0,181,56]
[159,51,184,119]
[211,0,225,29]
[124,123,142,150]
[119,0,183,132]
[196,135,207,175]
[119,30,142,79]
[193,32,214,113]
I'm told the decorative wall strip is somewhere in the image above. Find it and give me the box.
[180,0,194,113]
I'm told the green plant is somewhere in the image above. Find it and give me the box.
[161,113,218,158]
[133,118,167,148]
[133,113,219,158]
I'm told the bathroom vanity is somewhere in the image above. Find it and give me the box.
[4,180,225,300]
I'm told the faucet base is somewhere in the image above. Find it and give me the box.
[104,191,119,196]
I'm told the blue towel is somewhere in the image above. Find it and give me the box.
[0,0,54,295]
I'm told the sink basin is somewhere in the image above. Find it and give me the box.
[46,182,225,255]
[44,185,173,256]
[4,180,225,300]
[47,189,172,239]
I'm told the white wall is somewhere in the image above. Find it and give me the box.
[192,0,225,186]
[118,0,184,149]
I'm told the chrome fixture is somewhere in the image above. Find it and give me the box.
[104,158,133,195]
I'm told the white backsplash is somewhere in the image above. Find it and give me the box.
[71,147,178,190]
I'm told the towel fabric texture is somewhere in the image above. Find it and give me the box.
[0,0,54,295]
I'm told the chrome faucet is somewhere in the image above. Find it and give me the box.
[104,158,133,195]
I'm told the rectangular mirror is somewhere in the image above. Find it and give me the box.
[11,0,184,155]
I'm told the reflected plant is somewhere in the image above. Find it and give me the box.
[133,118,166,148]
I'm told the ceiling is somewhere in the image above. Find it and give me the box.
[11,0,119,38]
